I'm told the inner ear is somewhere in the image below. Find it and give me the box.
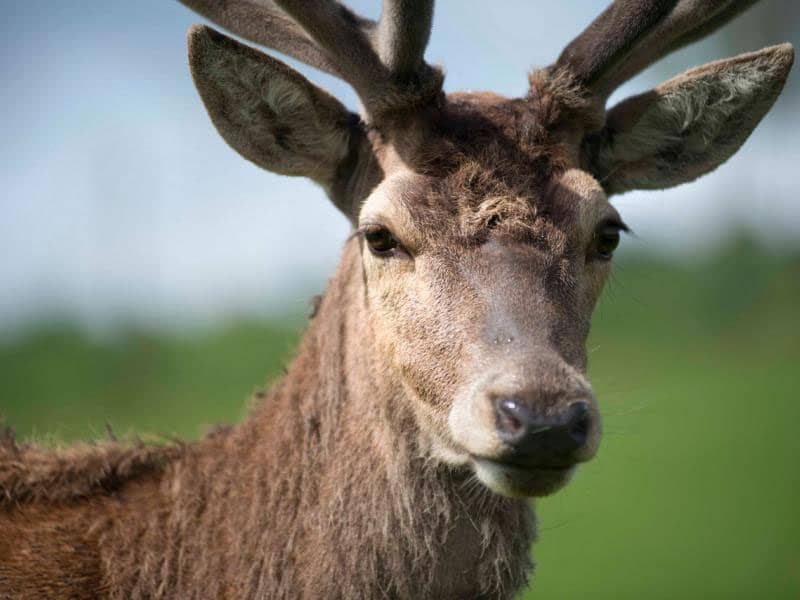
[187,25,381,219]
[585,44,794,195]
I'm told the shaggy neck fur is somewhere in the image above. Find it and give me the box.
[1,239,532,599]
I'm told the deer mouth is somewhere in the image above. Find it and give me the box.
[469,456,577,498]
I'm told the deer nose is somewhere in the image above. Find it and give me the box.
[494,398,591,464]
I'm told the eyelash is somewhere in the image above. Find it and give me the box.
[591,219,629,261]
[358,224,405,257]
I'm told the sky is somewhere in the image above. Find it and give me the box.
[1,1,798,333]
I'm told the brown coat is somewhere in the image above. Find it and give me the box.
[1,1,793,597]
[0,241,530,599]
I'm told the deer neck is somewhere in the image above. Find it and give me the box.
[229,237,534,597]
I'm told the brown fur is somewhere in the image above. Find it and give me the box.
[1,240,531,599]
[1,1,793,598]
[0,97,595,598]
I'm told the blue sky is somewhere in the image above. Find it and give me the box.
[1,1,797,332]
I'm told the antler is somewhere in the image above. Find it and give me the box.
[179,0,441,120]
[555,0,762,99]
[375,0,435,80]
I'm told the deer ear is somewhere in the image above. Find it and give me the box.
[586,44,794,196]
[187,25,374,218]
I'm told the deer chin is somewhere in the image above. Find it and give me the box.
[471,457,577,498]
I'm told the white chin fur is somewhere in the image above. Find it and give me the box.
[473,460,529,498]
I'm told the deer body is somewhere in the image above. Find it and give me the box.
[0,1,793,598]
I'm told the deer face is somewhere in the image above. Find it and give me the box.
[184,1,792,497]
[356,97,625,496]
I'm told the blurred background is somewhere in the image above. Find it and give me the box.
[1,1,798,598]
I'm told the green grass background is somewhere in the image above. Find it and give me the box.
[2,238,798,598]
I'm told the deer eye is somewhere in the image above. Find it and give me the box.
[593,221,627,261]
[362,224,400,257]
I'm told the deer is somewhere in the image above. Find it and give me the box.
[0,1,793,598]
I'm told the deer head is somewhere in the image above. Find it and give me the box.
[182,0,792,497]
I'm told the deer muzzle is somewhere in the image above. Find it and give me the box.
[447,353,601,498]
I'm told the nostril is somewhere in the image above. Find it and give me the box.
[566,401,591,446]
[493,397,594,461]
[495,398,528,441]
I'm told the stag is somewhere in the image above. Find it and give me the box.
[0,1,793,598]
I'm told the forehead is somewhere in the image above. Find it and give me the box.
[360,93,613,245]
[360,166,611,250]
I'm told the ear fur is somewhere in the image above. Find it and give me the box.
[187,25,374,216]
[586,43,794,195]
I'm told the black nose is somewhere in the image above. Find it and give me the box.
[495,398,591,465]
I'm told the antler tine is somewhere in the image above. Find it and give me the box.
[555,0,678,89]
[376,0,435,81]
[275,0,442,120]
[274,0,389,109]
[555,0,766,102]
[178,0,352,77]
[594,0,761,97]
